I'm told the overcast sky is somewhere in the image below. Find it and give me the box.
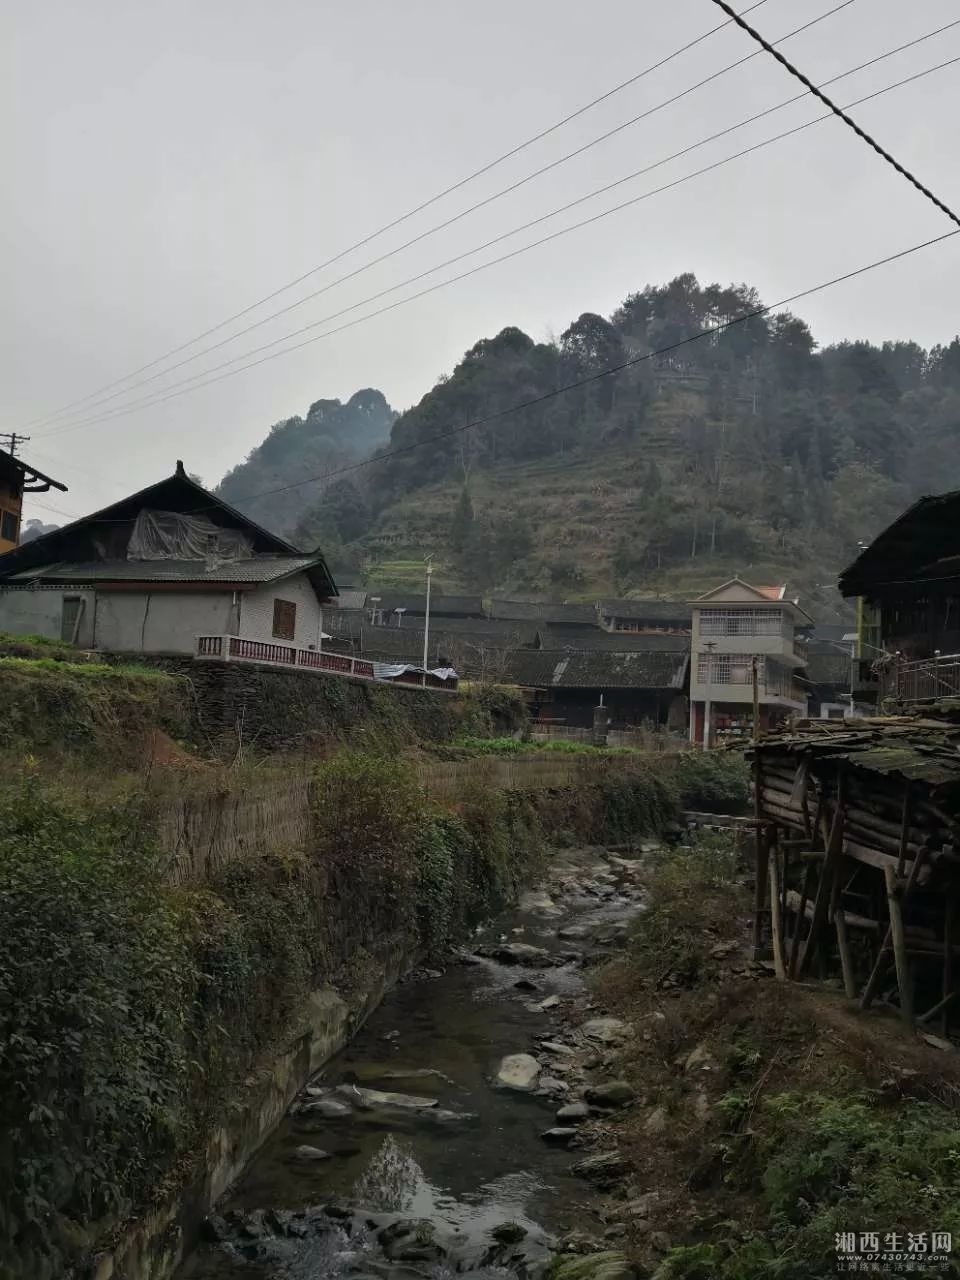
[4,0,959,525]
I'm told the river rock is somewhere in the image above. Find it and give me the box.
[572,1150,630,1183]
[492,1222,528,1244]
[622,1190,660,1218]
[336,1084,438,1110]
[496,1053,540,1091]
[644,1105,668,1135]
[484,942,552,966]
[684,1042,718,1075]
[514,977,539,991]
[540,1039,576,1056]
[537,995,561,1011]
[557,1101,590,1121]
[288,1144,331,1163]
[557,924,591,941]
[585,1081,636,1109]
[537,1075,569,1095]
[581,1017,628,1044]
[378,1067,456,1087]
[520,890,563,916]
[297,1097,353,1119]
[541,1126,580,1146]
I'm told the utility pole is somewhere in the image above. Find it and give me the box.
[422,556,433,687]
[0,432,30,457]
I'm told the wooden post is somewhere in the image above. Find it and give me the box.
[797,792,844,979]
[884,862,914,1025]
[788,861,815,980]
[768,831,787,981]
[752,655,760,741]
[831,866,856,999]
[946,895,956,1034]
[752,748,767,959]
[861,848,927,1010]
[896,785,911,879]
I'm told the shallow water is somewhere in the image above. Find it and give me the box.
[180,848,646,1279]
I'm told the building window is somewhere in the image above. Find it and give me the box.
[0,508,18,543]
[699,607,783,636]
[698,653,761,685]
[272,598,297,641]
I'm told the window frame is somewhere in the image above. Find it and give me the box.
[272,597,297,641]
[0,508,19,544]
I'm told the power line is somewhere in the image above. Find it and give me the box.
[30,0,850,433]
[39,50,959,439]
[709,0,960,228]
[61,228,960,522]
[224,230,960,506]
[20,0,774,431]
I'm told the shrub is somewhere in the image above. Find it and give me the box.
[0,781,194,1279]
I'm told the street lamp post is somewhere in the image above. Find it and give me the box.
[422,557,433,687]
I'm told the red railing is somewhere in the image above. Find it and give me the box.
[195,636,377,682]
[228,636,297,665]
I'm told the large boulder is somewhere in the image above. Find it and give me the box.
[495,1053,541,1091]
[585,1081,636,1109]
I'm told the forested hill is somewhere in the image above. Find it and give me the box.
[219,275,960,612]
[216,388,395,535]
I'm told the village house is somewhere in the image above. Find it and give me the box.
[505,639,689,734]
[596,598,692,634]
[688,577,810,746]
[839,489,960,703]
[0,463,337,655]
[0,448,67,554]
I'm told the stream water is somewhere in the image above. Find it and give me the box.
[180,844,651,1280]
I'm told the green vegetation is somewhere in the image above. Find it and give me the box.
[6,740,696,1276]
[1,655,188,757]
[225,274,960,607]
[598,835,960,1280]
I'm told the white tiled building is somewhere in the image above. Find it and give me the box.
[689,577,811,746]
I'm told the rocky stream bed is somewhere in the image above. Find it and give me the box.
[179,842,674,1280]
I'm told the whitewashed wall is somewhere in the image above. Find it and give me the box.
[237,573,324,649]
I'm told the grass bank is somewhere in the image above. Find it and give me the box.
[596,843,960,1279]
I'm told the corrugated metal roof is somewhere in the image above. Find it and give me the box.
[505,648,689,690]
[9,556,323,585]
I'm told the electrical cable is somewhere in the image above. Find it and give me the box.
[708,0,960,227]
[18,0,774,429]
[52,227,960,522]
[38,50,959,440]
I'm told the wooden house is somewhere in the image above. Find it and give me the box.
[0,450,67,554]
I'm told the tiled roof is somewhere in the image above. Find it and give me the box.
[597,598,692,623]
[370,591,485,617]
[755,585,786,600]
[8,556,323,585]
[331,589,368,610]
[505,648,689,690]
[490,599,598,625]
[361,618,537,654]
[536,629,689,652]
